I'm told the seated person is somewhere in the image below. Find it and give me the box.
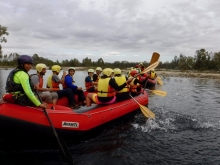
[4,55,47,108]
[31,63,58,105]
[113,68,130,101]
[85,69,97,92]
[93,67,102,82]
[47,65,79,109]
[86,68,132,107]
[63,67,85,106]
[129,69,144,96]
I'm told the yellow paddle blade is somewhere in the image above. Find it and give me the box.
[157,77,163,85]
[150,90,167,97]
[140,105,155,118]
[150,52,160,65]
[142,60,160,74]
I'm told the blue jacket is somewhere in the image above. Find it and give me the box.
[64,75,78,90]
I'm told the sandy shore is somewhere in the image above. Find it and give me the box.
[156,70,220,79]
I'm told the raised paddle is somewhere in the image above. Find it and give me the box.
[150,52,160,65]
[134,60,160,78]
[35,92,74,165]
[129,94,155,118]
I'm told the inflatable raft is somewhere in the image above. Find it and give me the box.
[0,91,148,142]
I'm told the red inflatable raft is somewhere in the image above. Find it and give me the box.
[0,91,148,141]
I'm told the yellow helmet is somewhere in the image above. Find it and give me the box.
[36,63,47,72]
[96,67,102,71]
[114,68,121,75]
[52,65,61,73]
[88,69,94,73]
[103,68,114,76]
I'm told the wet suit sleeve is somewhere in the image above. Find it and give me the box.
[65,76,78,90]
[14,71,41,106]
[93,74,98,82]
[134,78,143,85]
[109,78,126,91]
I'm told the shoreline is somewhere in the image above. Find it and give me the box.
[1,67,220,79]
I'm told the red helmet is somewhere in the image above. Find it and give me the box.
[135,64,139,68]
[130,69,138,77]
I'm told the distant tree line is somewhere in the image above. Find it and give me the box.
[0,49,220,71]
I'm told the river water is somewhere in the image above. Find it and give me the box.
[0,69,220,165]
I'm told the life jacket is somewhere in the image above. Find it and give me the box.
[129,77,138,93]
[47,74,59,90]
[114,75,129,93]
[150,71,156,79]
[47,74,53,88]
[30,74,43,88]
[5,68,34,93]
[97,78,116,97]
[85,76,93,90]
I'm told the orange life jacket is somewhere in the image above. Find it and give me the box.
[85,76,93,91]
[129,78,138,92]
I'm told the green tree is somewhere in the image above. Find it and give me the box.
[0,25,9,57]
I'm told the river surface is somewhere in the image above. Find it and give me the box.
[0,69,220,165]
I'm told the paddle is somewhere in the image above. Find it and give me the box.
[150,52,160,65]
[134,60,160,78]
[129,94,155,118]
[35,92,74,165]
[146,89,167,97]
[157,76,163,85]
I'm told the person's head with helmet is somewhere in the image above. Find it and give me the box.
[36,63,47,75]
[130,69,138,77]
[114,68,121,77]
[51,65,62,75]
[17,55,34,72]
[88,68,94,77]
[138,62,145,71]
[96,67,102,75]
[102,68,114,78]
[68,67,76,76]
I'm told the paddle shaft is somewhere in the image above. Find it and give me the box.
[35,91,74,165]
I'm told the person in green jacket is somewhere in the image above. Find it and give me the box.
[5,55,47,108]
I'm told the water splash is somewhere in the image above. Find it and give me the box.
[132,109,215,133]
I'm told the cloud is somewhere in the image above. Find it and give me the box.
[1,0,220,63]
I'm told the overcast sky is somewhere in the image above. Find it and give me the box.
[0,0,219,63]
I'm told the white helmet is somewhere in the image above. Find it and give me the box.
[88,69,94,73]
[68,67,75,71]
[96,67,102,71]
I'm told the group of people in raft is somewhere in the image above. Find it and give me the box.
[2,55,157,109]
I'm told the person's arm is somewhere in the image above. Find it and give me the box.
[60,71,66,84]
[109,78,131,91]
[16,72,41,106]
[65,76,78,90]
[134,78,143,85]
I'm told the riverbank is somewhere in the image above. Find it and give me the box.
[1,66,220,79]
[156,70,220,79]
